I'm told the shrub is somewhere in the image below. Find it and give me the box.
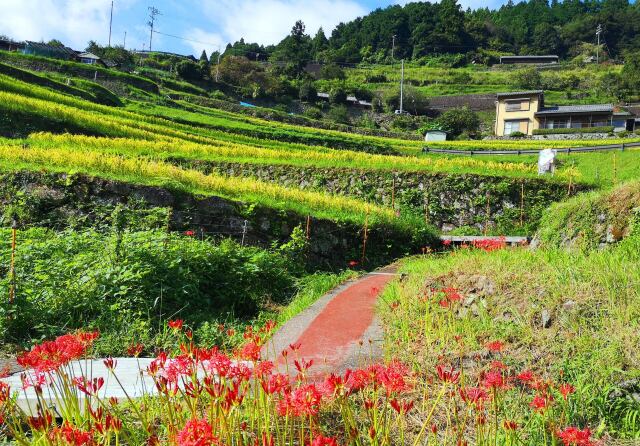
[319,63,345,80]
[532,126,614,135]
[383,86,430,115]
[329,85,347,104]
[0,228,300,349]
[176,60,203,81]
[509,131,526,138]
[511,68,542,89]
[303,107,323,120]
[327,104,350,124]
[437,106,481,138]
[298,81,318,102]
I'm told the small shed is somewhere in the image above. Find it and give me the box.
[22,41,77,60]
[424,130,448,142]
[77,52,104,66]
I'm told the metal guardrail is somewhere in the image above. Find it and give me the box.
[423,141,640,156]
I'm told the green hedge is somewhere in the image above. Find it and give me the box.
[533,126,614,135]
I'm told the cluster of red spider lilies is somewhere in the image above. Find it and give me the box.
[0,318,596,445]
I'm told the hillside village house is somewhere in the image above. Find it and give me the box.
[499,55,559,65]
[494,90,635,136]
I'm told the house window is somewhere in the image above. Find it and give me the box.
[570,120,583,128]
[504,120,528,135]
[544,119,568,129]
[505,99,530,112]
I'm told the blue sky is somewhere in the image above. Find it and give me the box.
[0,0,503,57]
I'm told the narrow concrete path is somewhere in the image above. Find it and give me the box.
[264,266,398,377]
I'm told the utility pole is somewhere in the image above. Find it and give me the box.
[596,24,602,64]
[108,0,114,46]
[215,46,221,82]
[391,34,396,60]
[147,6,161,52]
[399,59,405,114]
[123,31,127,48]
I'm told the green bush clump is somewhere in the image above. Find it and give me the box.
[0,228,304,352]
[533,126,614,135]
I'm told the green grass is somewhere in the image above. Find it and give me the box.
[380,230,640,439]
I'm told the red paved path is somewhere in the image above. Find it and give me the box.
[275,272,396,375]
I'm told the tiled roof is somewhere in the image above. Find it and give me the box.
[496,90,544,98]
[500,55,558,59]
[535,104,613,115]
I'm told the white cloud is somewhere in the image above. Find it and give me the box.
[0,0,137,50]
[199,0,367,45]
[183,29,226,57]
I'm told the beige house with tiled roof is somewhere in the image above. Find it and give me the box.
[494,90,635,136]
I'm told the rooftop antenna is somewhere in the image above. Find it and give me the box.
[147,6,161,51]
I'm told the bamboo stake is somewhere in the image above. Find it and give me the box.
[484,191,491,236]
[424,192,430,225]
[519,181,525,227]
[9,218,17,305]
[305,215,311,240]
[361,209,369,264]
[391,174,396,211]
[613,152,618,185]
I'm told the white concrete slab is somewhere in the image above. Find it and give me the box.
[1,358,156,413]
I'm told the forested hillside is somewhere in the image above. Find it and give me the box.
[223,0,640,65]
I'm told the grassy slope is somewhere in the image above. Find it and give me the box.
[380,232,640,439]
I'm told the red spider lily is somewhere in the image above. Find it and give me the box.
[28,412,53,431]
[431,424,438,434]
[310,435,339,446]
[556,427,594,446]
[460,387,488,409]
[17,332,97,372]
[490,360,507,370]
[517,369,535,385]
[103,357,117,370]
[345,368,371,393]
[183,230,195,237]
[73,377,105,396]
[503,420,519,430]
[482,370,507,390]
[277,384,322,417]
[261,373,290,395]
[472,237,507,252]
[20,371,47,390]
[254,360,274,377]
[106,414,123,432]
[389,301,400,311]
[559,383,576,400]
[240,341,261,361]
[258,433,275,446]
[390,398,414,414]
[51,422,94,446]
[294,358,314,374]
[0,382,10,403]
[436,364,460,384]
[348,260,359,267]
[530,394,553,413]
[168,319,184,331]
[177,418,218,446]
[378,361,412,394]
[126,343,144,357]
[443,239,452,246]
[486,340,505,353]
[289,342,301,352]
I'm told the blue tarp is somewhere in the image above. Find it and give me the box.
[239,101,256,108]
